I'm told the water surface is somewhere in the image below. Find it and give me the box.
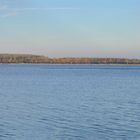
[0,64,140,140]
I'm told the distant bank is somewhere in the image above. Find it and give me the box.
[0,54,140,64]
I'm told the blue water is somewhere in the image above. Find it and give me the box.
[0,64,140,140]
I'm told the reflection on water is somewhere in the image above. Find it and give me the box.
[0,64,140,140]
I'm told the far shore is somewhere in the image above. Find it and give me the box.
[0,54,140,65]
[0,63,140,66]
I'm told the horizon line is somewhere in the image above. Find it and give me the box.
[0,53,139,60]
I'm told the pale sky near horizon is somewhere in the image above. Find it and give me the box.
[0,0,140,58]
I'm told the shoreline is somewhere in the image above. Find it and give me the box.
[0,63,140,66]
[0,54,140,65]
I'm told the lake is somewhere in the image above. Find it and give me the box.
[0,64,140,140]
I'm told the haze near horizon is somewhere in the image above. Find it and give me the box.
[0,0,140,58]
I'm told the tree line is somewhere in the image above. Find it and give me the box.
[0,54,140,64]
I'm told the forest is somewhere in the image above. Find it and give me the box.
[0,54,140,64]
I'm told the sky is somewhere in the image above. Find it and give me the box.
[0,0,140,58]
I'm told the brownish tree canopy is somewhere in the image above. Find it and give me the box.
[0,54,140,64]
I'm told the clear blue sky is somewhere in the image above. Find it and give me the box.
[0,0,140,58]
